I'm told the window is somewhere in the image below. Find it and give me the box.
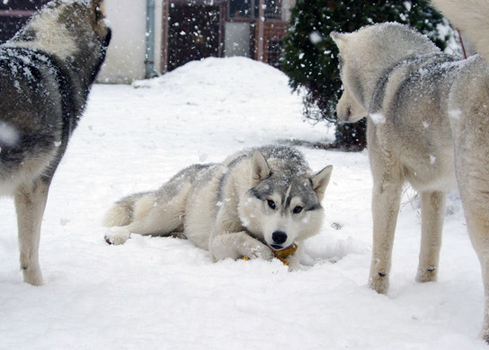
[229,0,281,20]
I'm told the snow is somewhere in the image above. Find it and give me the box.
[0,121,19,147]
[309,31,322,45]
[449,108,462,120]
[370,112,386,125]
[0,56,487,349]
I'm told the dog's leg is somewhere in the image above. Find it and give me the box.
[209,232,274,262]
[460,203,489,342]
[468,219,489,343]
[480,259,489,344]
[105,194,185,245]
[416,191,446,283]
[479,254,489,343]
[14,180,50,286]
[369,178,402,294]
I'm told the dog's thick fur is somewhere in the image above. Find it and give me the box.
[0,0,111,285]
[104,145,333,268]
[332,22,458,291]
[331,0,489,341]
[431,0,489,342]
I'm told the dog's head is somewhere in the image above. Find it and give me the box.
[11,0,111,79]
[330,29,374,123]
[335,81,367,123]
[238,150,333,251]
[331,23,439,123]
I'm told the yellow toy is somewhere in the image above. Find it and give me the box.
[242,243,298,266]
[271,243,298,265]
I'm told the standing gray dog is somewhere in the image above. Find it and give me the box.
[0,0,111,285]
[332,0,489,341]
[331,21,458,294]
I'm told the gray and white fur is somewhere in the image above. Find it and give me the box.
[0,0,111,285]
[332,0,489,341]
[104,145,333,269]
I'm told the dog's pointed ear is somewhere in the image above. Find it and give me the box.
[251,151,272,185]
[91,0,106,22]
[311,165,333,202]
[330,31,348,50]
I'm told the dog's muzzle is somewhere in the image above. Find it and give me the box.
[270,231,288,250]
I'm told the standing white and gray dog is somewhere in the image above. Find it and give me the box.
[331,0,489,341]
[0,0,111,285]
[104,145,333,269]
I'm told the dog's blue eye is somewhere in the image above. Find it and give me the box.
[267,199,276,210]
[293,206,303,214]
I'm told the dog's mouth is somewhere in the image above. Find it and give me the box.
[269,243,296,252]
[269,243,298,260]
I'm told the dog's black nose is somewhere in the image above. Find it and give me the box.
[272,231,288,245]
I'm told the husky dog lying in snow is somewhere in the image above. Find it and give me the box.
[104,145,333,269]
[0,0,111,285]
[331,0,489,341]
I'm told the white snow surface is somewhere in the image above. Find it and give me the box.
[0,57,486,349]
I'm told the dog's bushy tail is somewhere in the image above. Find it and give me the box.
[103,193,148,227]
[432,0,489,62]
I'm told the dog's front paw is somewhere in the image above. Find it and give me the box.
[241,242,274,261]
[284,256,302,271]
[104,227,131,245]
[22,265,44,286]
[415,266,437,283]
[369,272,389,294]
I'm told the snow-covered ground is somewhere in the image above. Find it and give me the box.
[0,57,487,349]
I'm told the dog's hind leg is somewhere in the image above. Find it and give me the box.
[14,180,50,286]
[105,185,189,245]
[416,191,446,283]
[369,177,403,294]
[459,198,489,342]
